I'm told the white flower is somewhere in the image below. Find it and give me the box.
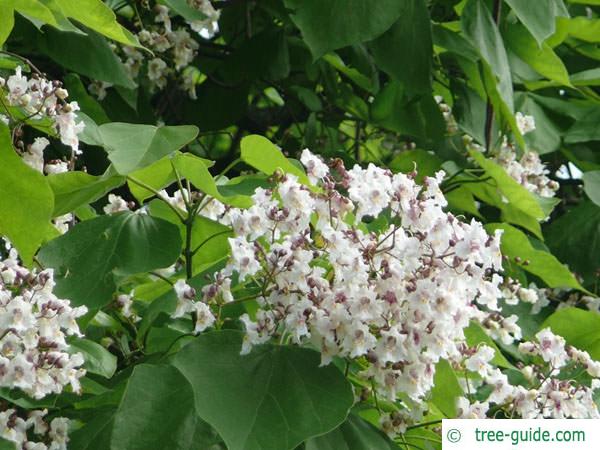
[103,194,130,214]
[300,149,329,183]
[516,112,536,135]
[148,58,169,89]
[457,397,489,418]
[193,302,215,333]
[22,137,49,173]
[465,345,495,376]
[536,328,568,369]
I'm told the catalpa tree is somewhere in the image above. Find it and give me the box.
[0,0,599,449]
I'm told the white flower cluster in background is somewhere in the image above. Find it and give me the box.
[193,149,521,413]
[494,141,559,198]
[0,67,85,153]
[0,409,69,450]
[92,0,220,100]
[457,328,600,419]
[435,101,558,199]
[0,246,87,400]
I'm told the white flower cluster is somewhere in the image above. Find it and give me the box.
[95,0,220,100]
[0,409,69,450]
[20,137,69,175]
[458,328,600,419]
[196,149,515,407]
[0,247,87,399]
[494,142,559,198]
[462,112,558,198]
[171,279,216,333]
[0,67,84,153]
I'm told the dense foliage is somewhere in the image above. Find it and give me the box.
[1,0,600,449]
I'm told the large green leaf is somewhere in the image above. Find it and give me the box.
[47,169,125,216]
[486,223,584,291]
[505,24,571,86]
[98,123,199,174]
[2,0,60,44]
[240,135,310,185]
[504,0,558,45]
[0,123,55,264]
[370,82,445,146]
[69,364,204,450]
[283,0,406,59]
[462,0,513,112]
[53,0,141,47]
[37,27,135,88]
[369,0,432,94]
[545,201,600,284]
[172,330,354,450]
[542,308,600,360]
[38,212,182,311]
[305,414,399,450]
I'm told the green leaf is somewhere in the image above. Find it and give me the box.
[429,359,462,417]
[505,24,571,86]
[462,0,513,113]
[47,170,125,216]
[37,27,135,89]
[545,201,600,284]
[305,413,399,450]
[0,6,15,45]
[240,135,310,185]
[127,155,182,203]
[10,0,59,28]
[389,149,442,183]
[163,0,208,21]
[464,322,513,368]
[69,338,117,378]
[565,109,600,143]
[53,0,141,47]
[147,199,231,274]
[514,93,561,155]
[38,212,182,311]
[504,0,558,45]
[485,223,584,290]
[172,330,354,450]
[469,150,545,220]
[98,123,199,174]
[542,308,600,360]
[283,0,406,59]
[322,53,374,93]
[0,123,55,265]
[69,364,202,450]
[369,0,433,94]
[370,82,445,146]
[0,439,16,450]
[583,171,600,206]
[173,153,253,208]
